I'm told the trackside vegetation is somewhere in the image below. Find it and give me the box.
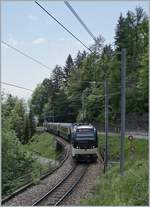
[2,130,58,197]
[1,93,58,196]
[2,128,40,196]
[30,7,148,125]
[2,6,148,202]
[25,133,60,182]
[26,132,57,159]
[2,93,37,196]
[81,136,148,205]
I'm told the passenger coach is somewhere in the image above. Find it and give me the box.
[43,122,98,162]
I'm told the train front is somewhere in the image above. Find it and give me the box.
[71,124,98,161]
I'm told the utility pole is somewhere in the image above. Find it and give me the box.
[82,92,85,121]
[53,110,55,122]
[104,79,109,172]
[94,55,97,88]
[82,89,89,122]
[120,48,126,176]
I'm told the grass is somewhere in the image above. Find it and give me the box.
[99,134,148,161]
[2,133,60,196]
[3,133,59,197]
[81,135,148,206]
[26,132,57,159]
[13,133,60,186]
[25,132,61,176]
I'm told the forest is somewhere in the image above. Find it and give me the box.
[2,7,148,195]
[30,7,148,125]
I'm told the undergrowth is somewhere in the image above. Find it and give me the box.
[81,136,148,206]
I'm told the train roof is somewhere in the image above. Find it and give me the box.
[45,122,95,129]
[47,122,73,127]
[59,123,73,127]
[74,124,95,129]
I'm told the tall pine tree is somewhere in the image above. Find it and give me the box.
[63,54,74,85]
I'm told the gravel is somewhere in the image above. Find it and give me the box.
[35,164,87,206]
[61,158,103,205]
[3,134,104,206]
[3,137,74,206]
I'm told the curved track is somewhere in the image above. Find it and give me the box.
[2,132,101,206]
[32,164,88,206]
[2,135,69,205]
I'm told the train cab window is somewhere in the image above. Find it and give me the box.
[76,128,94,132]
[75,128,95,139]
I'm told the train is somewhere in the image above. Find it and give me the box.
[43,122,98,162]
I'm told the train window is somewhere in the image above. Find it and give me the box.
[76,132,95,139]
[77,128,94,132]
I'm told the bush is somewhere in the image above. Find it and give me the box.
[2,128,40,196]
[26,132,57,159]
[81,136,148,206]
[81,160,148,205]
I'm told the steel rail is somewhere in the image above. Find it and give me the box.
[55,165,88,205]
[32,164,77,206]
[1,135,69,205]
[32,164,88,206]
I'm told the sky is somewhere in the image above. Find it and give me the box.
[1,0,149,100]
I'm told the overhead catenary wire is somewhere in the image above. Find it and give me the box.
[1,82,33,92]
[64,1,96,42]
[71,79,137,87]
[40,113,77,119]
[68,91,121,102]
[1,41,51,70]
[34,1,92,52]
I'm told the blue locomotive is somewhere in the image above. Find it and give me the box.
[43,122,98,161]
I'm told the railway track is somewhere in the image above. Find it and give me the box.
[2,131,101,206]
[2,135,70,205]
[32,164,88,206]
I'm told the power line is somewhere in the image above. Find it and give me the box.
[64,1,96,42]
[1,82,33,92]
[34,1,92,52]
[68,91,121,102]
[1,41,51,70]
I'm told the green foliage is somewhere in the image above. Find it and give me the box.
[26,132,57,159]
[51,65,64,90]
[81,160,148,205]
[89,34,105,54]
[31,83,51,117]
[2,6,148,199]
[30,7,148,124]
[2,129,59,196]
[81,136,148,205]
[114,7,148,113]
[85,88,104,122]
[2,93,35,143]
[2,93,37,196]
[2,128,40,196]
[99,134,148,161]
[63,54,74,85]
[74,50,87,69]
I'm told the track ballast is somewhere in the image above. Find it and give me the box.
[32,163,88,206]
